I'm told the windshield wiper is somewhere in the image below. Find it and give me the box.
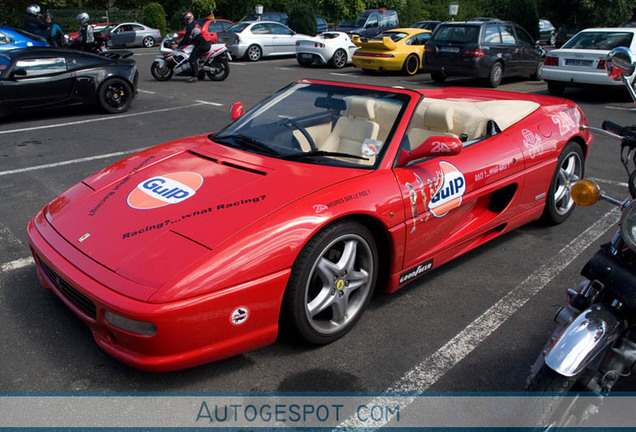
[283,150,369,161]
[214,134,279,156]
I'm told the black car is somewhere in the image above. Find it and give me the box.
[424,19,544,87]
[0,47,138,116]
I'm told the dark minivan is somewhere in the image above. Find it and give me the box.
[336,9,399,38]
[424,19,544,87]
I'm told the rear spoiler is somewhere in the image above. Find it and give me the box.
[352,35,396,51]
[99,50,134,59]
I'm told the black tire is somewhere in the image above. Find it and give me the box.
[296,56,312,67]
[150,61,173,81]
[282,221,378,345]
[329,48,347,68]
[98,78,133,114]
[431,71,446,83]
[542,141,584,224]
[245,44,262,61]
[205,57,230,81]
[524,361,580,427]
[487,62,503,88]
[547,80,567,96]
[530,60,543,81]
[142,36,155,48]
[402,54,419,76]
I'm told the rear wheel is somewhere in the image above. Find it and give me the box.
[245,44,262,61]
[431,71,446,83]
[205,56,230,81]
[542,141,584,224]
[487,62,503,87]
[150,61,173,81]
[98,78,133,114]
[329,49,347,68]
[402,54,419,76]
[142,36,155,48]
[547,80,567,96]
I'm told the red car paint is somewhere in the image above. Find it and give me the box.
[27,80,592,371]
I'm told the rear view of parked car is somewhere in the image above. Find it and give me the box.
[542,27,636,96]
[296,31,357,68]
[424,19,544,87]
[352,28,431,75]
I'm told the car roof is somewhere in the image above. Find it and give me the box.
[576,27,636,32]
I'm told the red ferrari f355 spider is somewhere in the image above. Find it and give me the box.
[28,79,592,371]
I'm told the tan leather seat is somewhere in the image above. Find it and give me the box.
[408,103,458,150]
[320,97,380,156]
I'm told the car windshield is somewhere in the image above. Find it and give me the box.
[433,25,480,43]
[562,31,634,50]
[213,82,410,168]
[338,20,356,27]
[374,31,408,42]
[228,23,250,33]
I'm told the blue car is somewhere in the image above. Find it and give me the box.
[0,26,48,51]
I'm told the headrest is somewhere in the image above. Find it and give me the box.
[424,103,454,131]
[347,97,375,120]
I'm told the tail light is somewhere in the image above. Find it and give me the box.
[354,52,394,58]
[461,48,485,58]
[544,56,558,66]
[314,42,324,48]
[597,59,606,69]
[425,45,435,55]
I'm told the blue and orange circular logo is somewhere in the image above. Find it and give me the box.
[127,172,203,210]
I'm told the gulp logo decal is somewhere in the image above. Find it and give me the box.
[428,162,465,217]
[127,172,203,210]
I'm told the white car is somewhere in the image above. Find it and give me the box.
[295,31,358,68]
[218,21,307,61]
[542,27,636,96]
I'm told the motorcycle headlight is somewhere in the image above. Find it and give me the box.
[620,201,636,251]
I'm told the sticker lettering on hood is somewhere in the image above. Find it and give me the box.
[428,161,465,218]
[127,172,203,210]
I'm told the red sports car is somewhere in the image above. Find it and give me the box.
[27,80,592,371]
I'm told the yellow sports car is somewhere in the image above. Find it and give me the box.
[352,28,431,75]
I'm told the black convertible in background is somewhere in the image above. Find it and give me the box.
[0,47,138,117]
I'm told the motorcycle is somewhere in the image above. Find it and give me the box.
[150,35,230,82]
[525,47,636,426]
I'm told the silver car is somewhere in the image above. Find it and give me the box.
[108,22,162,48]
[219,21,307,61]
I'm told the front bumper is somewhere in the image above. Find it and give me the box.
[27,213,290,372]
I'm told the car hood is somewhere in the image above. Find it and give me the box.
[44,137,367,292]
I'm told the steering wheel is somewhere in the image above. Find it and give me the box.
[283,119,317,151]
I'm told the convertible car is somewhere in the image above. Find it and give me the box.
[0,47,138,116]
[27,80,592,371]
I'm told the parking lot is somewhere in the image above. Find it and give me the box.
[1,46,636,395]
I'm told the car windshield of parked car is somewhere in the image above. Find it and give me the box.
[373,31,408,42]
[213,82,409,168]
[562,31,634,50]
[338,20,356,27]
[229,23,250,33]
[433,25,479,43]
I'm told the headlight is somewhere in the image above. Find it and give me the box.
[104,310,157,336]
[620,201,636,251]
[571,179,600,206]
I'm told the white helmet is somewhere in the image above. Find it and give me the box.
[76,12,89,24]
[26,4,41,15]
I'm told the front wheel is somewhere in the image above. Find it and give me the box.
[402,54,419,76]
[282,221,378,345]
[542,141,584,224]
[205,56,230,81]
[142,36,155,48]
[150,61,173,81]
[98,78,133,114]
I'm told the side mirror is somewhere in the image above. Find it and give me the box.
[230,101,244,120]
[398,135,462,166]
[605,46,635,81]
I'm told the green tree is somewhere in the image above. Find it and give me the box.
[288,2,316,35]
[191,0,216,18]
[142,2,166,34]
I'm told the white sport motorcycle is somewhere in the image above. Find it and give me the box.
[151,36,230,82]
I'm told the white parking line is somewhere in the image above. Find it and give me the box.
[0,147,148,177]
[194,100,224,107]
[137,89,156,94]
[589,177,628,187]
[1,257,34,273]
[0,103,204,135]
[339,206,620,428]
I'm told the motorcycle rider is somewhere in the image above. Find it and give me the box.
[45,13,65,47]
[24,4,47,38]
[178,11,212,83]
[75,12,96,52]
